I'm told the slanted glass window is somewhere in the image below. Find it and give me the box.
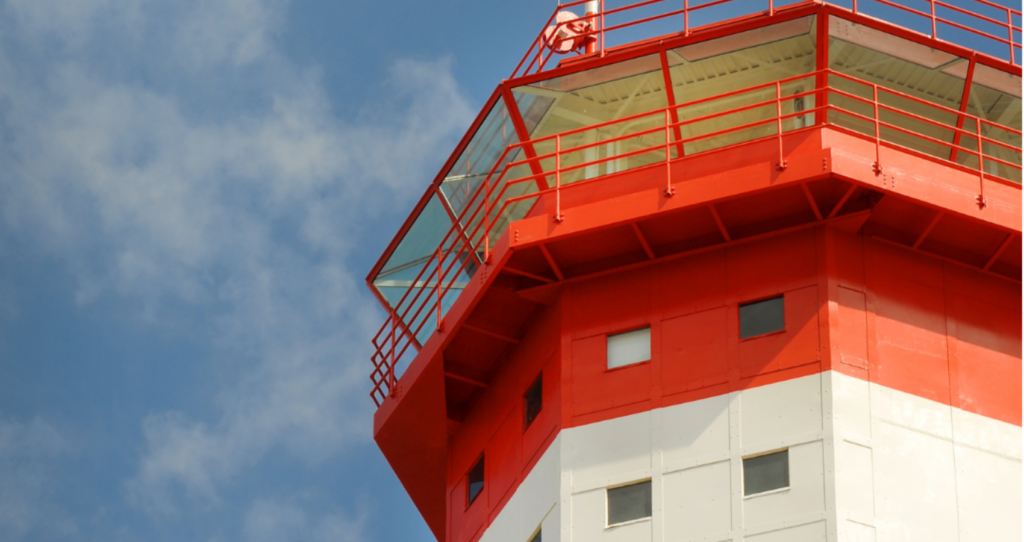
[743,450,790,496]
[372,195,474,348]
[528,529,542,542]
[607,327,651,369]
[607,480,652,526]
[524,374,543,429]
[960,64,1022,184]
[512,54,671,185]
[739,296,784,339]
[828,17,970,162]
[467,455,485,506]
[667,17,818,156]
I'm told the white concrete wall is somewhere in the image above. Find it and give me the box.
[476,373,1021,542]
[829,371,1022,542]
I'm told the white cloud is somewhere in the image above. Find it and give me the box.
[0,0,475,533]
[244,499,366,542]
[0,418,77,540]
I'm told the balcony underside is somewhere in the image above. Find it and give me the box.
[372,125,1021,541]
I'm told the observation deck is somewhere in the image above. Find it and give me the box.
[365,1,1021,539]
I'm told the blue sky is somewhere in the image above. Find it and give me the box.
[0,1,1017,541]
[0,1,550,540]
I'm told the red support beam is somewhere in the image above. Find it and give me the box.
[913,210,944,249]
[631,223,657,260]
[539,244,565,281]
[502,265,556,283]
[502,84,550,191]
[984,232,1016,270]
[709,204,732,242]
[463,323,522,344]
[827,183,857,219]
[444,371,488,388]
[802,183,824,220]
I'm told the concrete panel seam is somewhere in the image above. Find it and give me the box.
[878,418,1022,464]
[663,452,732,476]
[740,431,823,457]
[742,513,827,536]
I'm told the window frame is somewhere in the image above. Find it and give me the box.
[741,448,791,498]
[605,479,653,528]
[738,295,786,341]
[605,326,653,371]
[466,454,485,508]
[524,373,543,431]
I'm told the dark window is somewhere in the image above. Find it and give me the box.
[607,480,652,526]
[524,374,543,429]
[739,296,785,339]
[743,450,789,496]
[467,456,484,505]
[528,529,541,542]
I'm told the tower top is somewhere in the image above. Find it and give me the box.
[365,2,1021,539]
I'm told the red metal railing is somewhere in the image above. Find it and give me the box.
[510,0,1022,79]
[369,68,1022,406]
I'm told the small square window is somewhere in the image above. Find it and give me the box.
[739,296,784,339]
[607,480,652,526]
[607,327,651,369]
[743,450,789,496]
[467,455,485,506]
[524,374,543,430]
[528,529,541,542]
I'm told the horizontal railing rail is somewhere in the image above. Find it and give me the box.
[369,68,1022,406]
[509,0,1022,79]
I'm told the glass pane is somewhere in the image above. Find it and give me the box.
[668,16,817,156]
[373,195,474,347]
[524,374,543,429]
[607,327,651,369]
[468,456,485,505]
[828,17,969,162]
[513,54,671,186]
[607,480,652,525]
[960,64,1022,183]
[440,100,520,220]
[744,450,790,496]
[739,296,784,339]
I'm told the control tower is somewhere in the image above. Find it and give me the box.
[365,1,1021,541]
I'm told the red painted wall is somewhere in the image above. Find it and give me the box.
[445,226,1021,542]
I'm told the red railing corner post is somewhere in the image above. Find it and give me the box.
[873,84,883,175]
[484,168,491,262]
[930,0,938,40]
[1008,8,1015,65]
[665,109,675,196]
[684,0,690,36]
[435,248,443,332]
[769,0,775,18]
[976,119,987,208]
[555,135,565,222]
[776,81,787,170]
[388,314,397,397]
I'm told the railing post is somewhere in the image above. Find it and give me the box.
[776,82,787,170]
[873,84,882,175]
[555,134,565,222]
[684,0,690,36]
[976,120,987,208]
[1008,9,1015,65]
[930,0,937,40]
[484,169,491,262]
[852,0,858,15]
[769,0,774,17]
[665,109,675,196]
[600,0,606,57]
[436,247,443,331]
[388,313,397,397]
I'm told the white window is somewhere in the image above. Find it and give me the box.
[607,327,651,369]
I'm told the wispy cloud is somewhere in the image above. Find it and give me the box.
[0,0,475,536]
[0,418,76,539]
